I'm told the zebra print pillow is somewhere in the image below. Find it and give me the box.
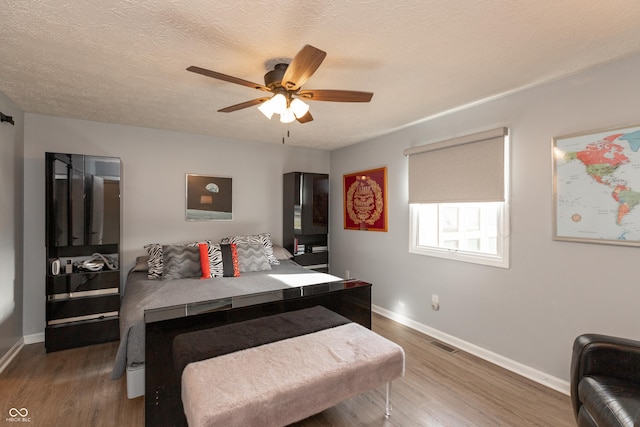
[220,233,279,265]
[144,243,164,279]
[204,242,222,278]
[203,242,240,278]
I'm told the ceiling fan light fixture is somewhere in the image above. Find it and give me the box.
[290,98,310,119]
[188,44,371,127]
[257,92,287,119]
[280,108,296,123]
[270,93,287,115]
[258,101,276,119]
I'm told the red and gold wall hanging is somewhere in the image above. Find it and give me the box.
[343,167,388,232]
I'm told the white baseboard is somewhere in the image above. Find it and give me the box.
[372,304,570,396]
[0,332,46,373]
[24,332,45,345]
[0,338,24,374]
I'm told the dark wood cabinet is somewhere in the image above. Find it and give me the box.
[45,152,121,352]
[283,172,329,272]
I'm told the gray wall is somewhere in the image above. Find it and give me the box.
[330,52,640,387]
[0,91,24,359]
[22,114,330,337]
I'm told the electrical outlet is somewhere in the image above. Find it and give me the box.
[345,270,350,279]
[431,294,440,311]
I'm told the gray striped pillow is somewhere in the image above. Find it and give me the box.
[236,243,271,273]
[162,245,202,280]
[220,233,279,265]
[144,242,199,279]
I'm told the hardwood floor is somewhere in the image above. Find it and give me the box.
[0,314,575,426]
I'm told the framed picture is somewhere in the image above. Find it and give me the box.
[343,167,388,231]
[186,174,232,221]
[553,123,640,246]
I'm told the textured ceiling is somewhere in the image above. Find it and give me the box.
[2,1,640,150]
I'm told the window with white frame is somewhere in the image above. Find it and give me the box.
[405,128,510,268]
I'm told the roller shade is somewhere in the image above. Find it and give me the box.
[404,127,508,204]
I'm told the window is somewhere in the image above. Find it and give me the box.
[405,128,510,268]
[409,202,509,268]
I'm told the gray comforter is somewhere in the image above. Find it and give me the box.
[111,260,341,379]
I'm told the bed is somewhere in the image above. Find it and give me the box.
[111,259,346,381]
[111,234,372,418]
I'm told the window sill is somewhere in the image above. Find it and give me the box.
[409,246,509,269]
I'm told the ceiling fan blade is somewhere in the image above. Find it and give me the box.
[218,97,270,113]
[297,89,373,103]
[296,111,313,123]
[281,45,327,91]
[187,66,270,92]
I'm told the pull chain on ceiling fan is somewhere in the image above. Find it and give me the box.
[187,45,373,124]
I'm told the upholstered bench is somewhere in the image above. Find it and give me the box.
[177,312,405,427]
[172,305,351,379]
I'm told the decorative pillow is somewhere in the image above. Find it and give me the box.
[144,243,164,279]
[131,255,150,272]
[202,242,220,278]
[221,243,240,277]
[236,243,272,273]
[198,243,211,279]
[144,242,198,279]
[272,245,294,260]
[162,245,202,280]
[204,242,240,278]
[220,233,279,265]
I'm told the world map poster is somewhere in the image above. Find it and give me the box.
[553,124,640,246]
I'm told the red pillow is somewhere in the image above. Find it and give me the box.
[199,243,211,279]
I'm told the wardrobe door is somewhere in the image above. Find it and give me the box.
[45,152,122,352]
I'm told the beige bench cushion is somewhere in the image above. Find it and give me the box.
[182,322,405,427]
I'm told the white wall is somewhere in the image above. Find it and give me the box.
[0,91,24,359]
[330,52,640,386]
[23,115,330,336]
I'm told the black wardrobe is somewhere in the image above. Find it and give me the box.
[45,152,121,352]
[283,172,329,272]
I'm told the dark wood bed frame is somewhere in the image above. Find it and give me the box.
[144,279,372,427]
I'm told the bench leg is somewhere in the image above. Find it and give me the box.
[385,382,392,418]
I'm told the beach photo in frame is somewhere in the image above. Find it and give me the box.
[553,123,640,246]
[343,167,388,231]
[185,174,232,221]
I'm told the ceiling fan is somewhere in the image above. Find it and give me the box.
[187,45,373,124]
